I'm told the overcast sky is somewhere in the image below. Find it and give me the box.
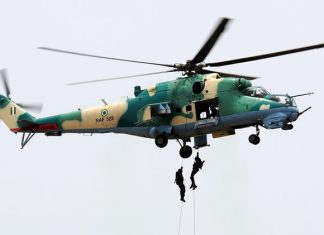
[0,0,324,235]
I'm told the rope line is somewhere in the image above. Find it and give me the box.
[177,202,184,235]
[177,158,184,235]
[193,190,196,235]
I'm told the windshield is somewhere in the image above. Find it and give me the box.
[242,86,270,98]
[266,95,297,107]
[242,87,297,107]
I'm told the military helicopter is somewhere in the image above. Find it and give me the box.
[0,18,323,158]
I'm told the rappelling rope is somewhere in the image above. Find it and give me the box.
[177,156,198,235]
[192,151,199,235]
[177,181,198,235]
[193,190,196,235]
[177,156,184,235]
[177,202,184,235]
[177,192,196,235]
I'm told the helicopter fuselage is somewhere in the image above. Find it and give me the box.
[1,16,321,155]
[2,73,299,145]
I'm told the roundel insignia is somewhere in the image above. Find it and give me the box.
[101,109,108,117]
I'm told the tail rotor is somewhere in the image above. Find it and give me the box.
[0,68,43,113]
[0,69,11,99]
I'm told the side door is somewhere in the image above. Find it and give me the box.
[193,98,219,129]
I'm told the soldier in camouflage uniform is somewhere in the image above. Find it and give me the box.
[190,153,205,190]
[175,167,186,202]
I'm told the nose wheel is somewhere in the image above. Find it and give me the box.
[249,125,260,145]
[248,134,260,145]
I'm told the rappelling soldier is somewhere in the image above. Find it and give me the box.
[175,167,186,202]
[209,104,218,118]
[190,152,205,190]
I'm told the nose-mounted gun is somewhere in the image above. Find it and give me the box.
[289,91,314,117]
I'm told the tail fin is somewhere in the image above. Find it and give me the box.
[0,94,36,132]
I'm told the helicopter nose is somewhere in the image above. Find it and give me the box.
[289,107,299,122]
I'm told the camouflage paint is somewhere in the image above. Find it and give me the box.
[0,94,35,130]
[0,73,296,138]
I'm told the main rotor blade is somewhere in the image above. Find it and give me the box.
[0,69,11,98]
[207,43,324,67]
[17,103,43,113]
[200,69,258,80]
[38,47,175,68]
[191,18,231,64]
[66,69,178,85]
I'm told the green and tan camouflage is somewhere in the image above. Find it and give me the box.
[1,16,321,157]
[0,73,300,152]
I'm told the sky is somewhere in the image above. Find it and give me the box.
[0,0,324,235]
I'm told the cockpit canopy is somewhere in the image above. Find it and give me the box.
[242,86,269,98]
[242,86,296,107]
[267,94,297,107]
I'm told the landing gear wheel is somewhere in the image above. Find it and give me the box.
[179,145,192,158]
[155,134,168,148]
[248,134,260,145]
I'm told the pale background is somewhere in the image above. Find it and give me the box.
[0,0,323,235]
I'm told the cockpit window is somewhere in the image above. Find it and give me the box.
[242,87,296,107]
[268,95,297,107]
[242,86,269,98]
